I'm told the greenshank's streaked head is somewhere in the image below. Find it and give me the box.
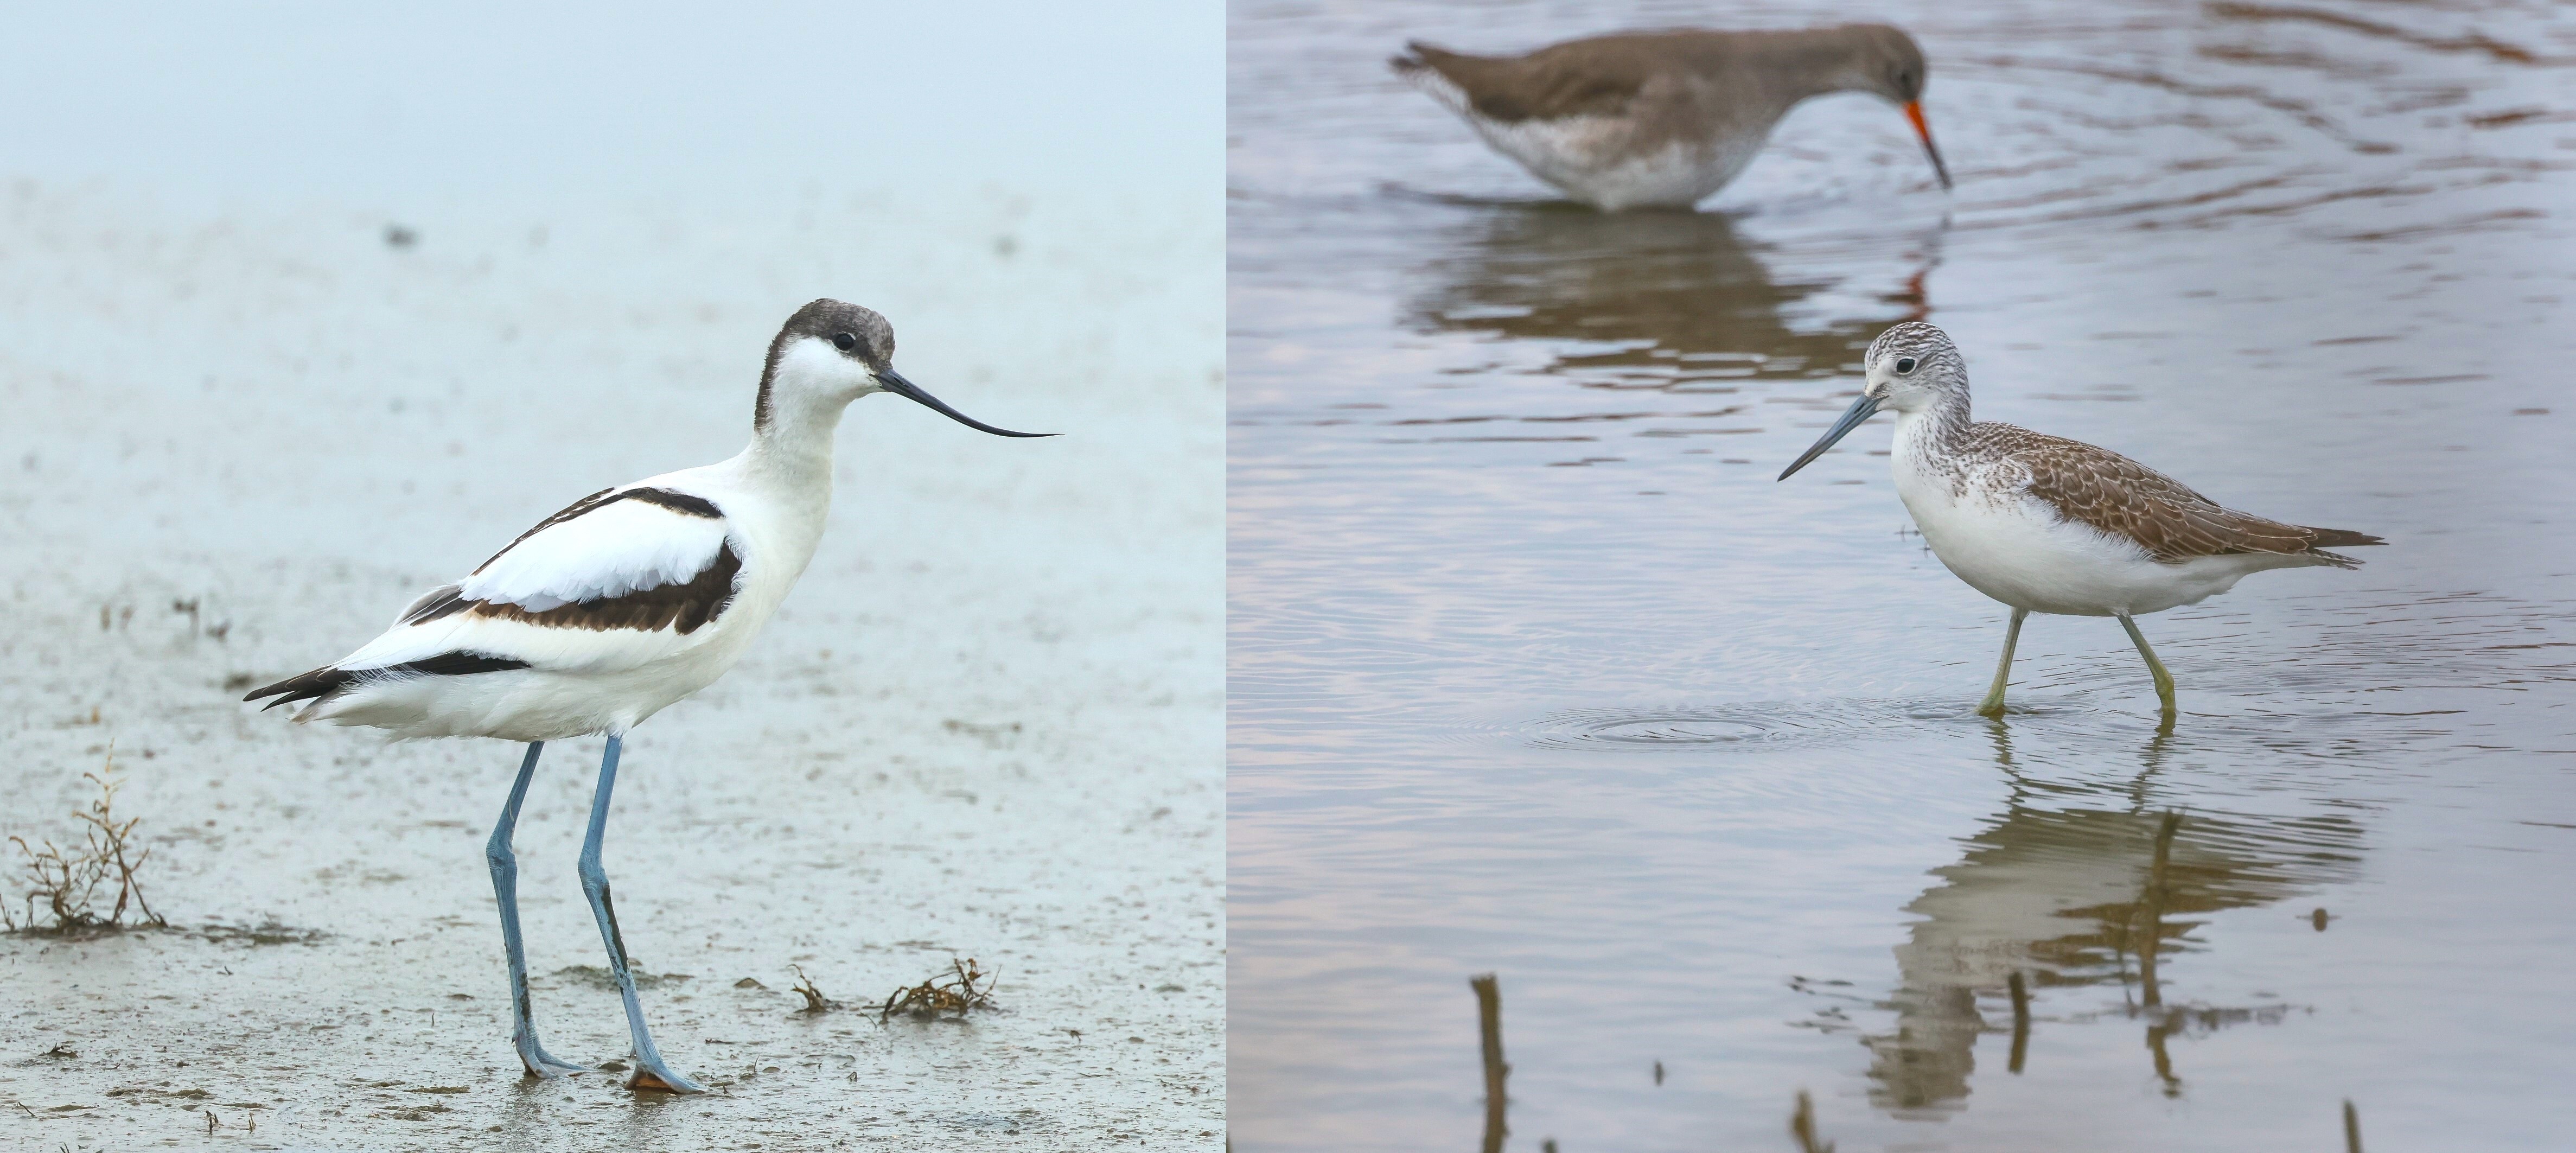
[1860,321,1970,414]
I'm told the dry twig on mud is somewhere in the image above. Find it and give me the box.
[789,964,841,1014]
[878,957,996,1021]
[5,751,163,933]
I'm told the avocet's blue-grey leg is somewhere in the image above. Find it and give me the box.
[576,734,706,1094]
[487,741,589,1078]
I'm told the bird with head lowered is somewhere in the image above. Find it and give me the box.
[1393,23,1951,211]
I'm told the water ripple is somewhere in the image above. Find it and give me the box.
[1503,698,2014,752]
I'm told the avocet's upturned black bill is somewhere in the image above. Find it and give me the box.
[879,368,1051,437]
[241,297,1049,1093]
[1777,391,1883,481]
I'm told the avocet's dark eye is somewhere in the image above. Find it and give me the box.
[1894,356,1918,375]
[832,332,857,352]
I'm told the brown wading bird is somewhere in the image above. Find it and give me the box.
[1393,24,1952,211]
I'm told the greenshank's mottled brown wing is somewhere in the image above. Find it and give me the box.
[1979,424,2383,564]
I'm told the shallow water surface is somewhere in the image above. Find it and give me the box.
[1230,1,2576,1149]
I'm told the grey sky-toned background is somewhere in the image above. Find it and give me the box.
[1,0,1219,203]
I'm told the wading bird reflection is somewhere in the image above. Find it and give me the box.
[1857,723,2362,1113]
[1404,206,1929,373]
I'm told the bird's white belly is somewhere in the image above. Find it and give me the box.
[319,641,749,742]
[1470,115,1763,210]
[1895,473,2272,618]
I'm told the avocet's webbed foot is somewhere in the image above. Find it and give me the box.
[624,1053,709,1094]
[515,1031,591,1079]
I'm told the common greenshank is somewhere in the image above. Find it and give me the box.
[1778,322,2380,719]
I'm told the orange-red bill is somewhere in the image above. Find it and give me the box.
[1904,100,1953,191]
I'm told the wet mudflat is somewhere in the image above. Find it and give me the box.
[0,181,1221,1149]
[1229,1,2576,1150]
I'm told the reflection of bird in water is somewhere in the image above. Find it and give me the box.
[1402,207,1931,387]
[1859,725,2362,1116]
[1779,323,2382,719]
[1392,25,1952,211]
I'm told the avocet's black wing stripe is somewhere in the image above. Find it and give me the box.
[448,544,741,634]
[457,488,734,614]
[476,487,616,574]
[472,486,724,576]
[290,483,743,692]
[243,652,533,709]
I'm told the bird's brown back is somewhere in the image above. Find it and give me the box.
[1396,28,1858,124]
[1974,423,2382,563]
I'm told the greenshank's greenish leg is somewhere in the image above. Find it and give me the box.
[1976,608,2028,717]
[2120,614,2178,718]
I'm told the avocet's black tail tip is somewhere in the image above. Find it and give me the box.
[243,666,351,709]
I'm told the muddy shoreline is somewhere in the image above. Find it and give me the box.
[1,181,1223,1149]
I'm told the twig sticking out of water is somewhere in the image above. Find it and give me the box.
[1470,973,1509,1153]
[1789,1090,1835,1153]
[5,751,163,933]
[2007,970,2032,1074]
[878,957,995,1021]
[789,965,841,1014]
[2344,1099,2362,1153]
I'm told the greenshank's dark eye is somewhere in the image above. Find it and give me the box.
[832,332,857,352]
[1894,356,1918,375]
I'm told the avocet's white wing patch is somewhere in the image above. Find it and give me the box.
[318,486,745,680]
[462,496,730,612]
